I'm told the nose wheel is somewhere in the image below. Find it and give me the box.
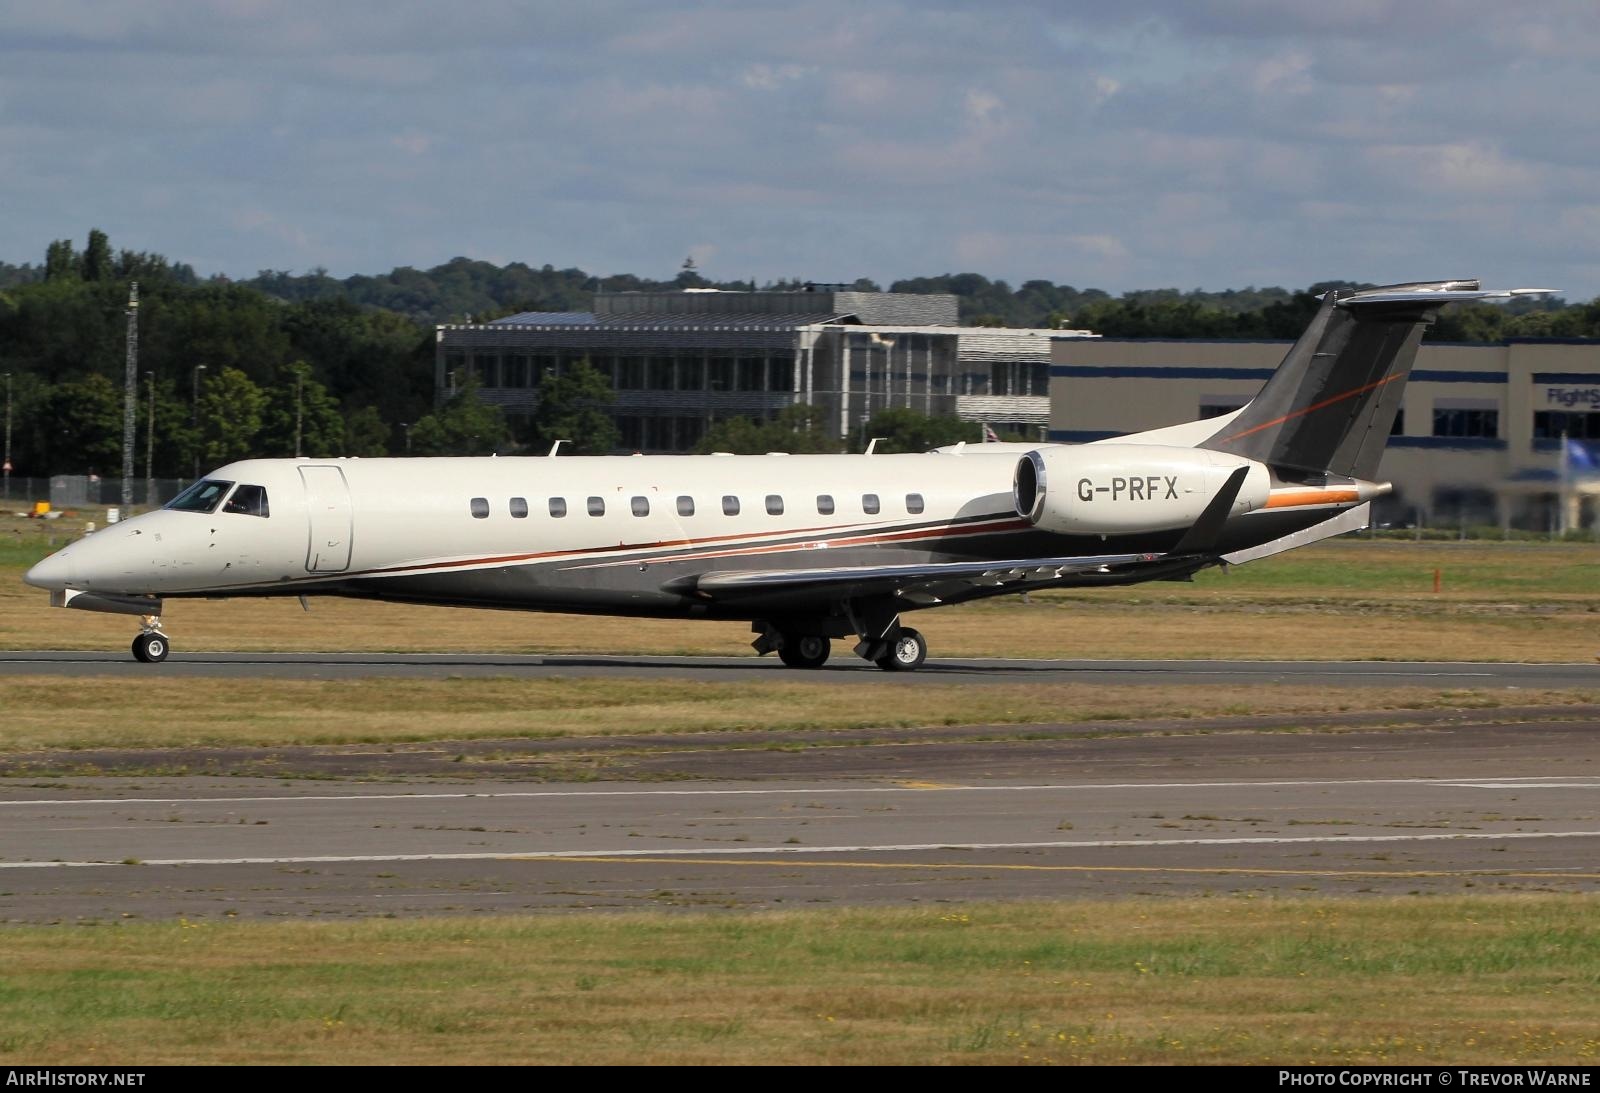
[132,617,170,663]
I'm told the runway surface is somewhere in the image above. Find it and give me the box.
[3,719,1598,922]
[1,650,1596,688]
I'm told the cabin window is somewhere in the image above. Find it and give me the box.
[167,479,233,514]
[587,496,605,517]
[470,497,490,519]
[509,497,529,519]
[862,493,880,515]
[816,494,834,515]
[906,493,924,515]
[631,496,650,517]
[677,496,695,517]
[222,484,270,518]
[766,495,784,516]
[723,495,740,516]
[549,497,567,518]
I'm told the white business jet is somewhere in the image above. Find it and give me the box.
[24,280,1542,670]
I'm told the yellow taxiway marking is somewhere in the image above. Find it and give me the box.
[894,780,962,790]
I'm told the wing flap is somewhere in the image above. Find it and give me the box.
[677,551,1165,605]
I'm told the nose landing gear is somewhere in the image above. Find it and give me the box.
[132,616,170,663]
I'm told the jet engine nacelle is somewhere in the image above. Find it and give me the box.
[1014,443,1270,535]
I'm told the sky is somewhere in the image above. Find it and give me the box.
[3,1,1598,300]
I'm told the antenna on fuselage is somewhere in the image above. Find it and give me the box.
[864,437,884,455]
[548,440,567,457]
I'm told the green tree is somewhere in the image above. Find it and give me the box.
[44,240,78,281]
[408,376,512,455]
[136,375,201,479]
[529,359,619,454]
[344,405,393,457]
[259,362,345,457]
[196,366,267,466]
[82,229,112,282]
[37,374,122,474]
[696,403,839,454]
[161,284,292,385]
[280,297,433,426]
[861,409,980,453]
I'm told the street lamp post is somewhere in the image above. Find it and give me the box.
[401,422,412,454]
[294,367,304,458]
[144,371,155,508]
[3,372,12,501]
[191,365,207,479]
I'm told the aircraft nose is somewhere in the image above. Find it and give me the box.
[24,547,74,591]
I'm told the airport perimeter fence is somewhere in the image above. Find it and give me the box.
[3,476,192,514]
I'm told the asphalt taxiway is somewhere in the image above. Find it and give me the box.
[2,718,1597,921]
[0,650,1595,688]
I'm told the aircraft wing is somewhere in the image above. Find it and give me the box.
[672,550,1174,607]
[670,465,1256,609]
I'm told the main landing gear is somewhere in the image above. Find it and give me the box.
[777,633,831,669]
[753,612,931,673]
[131,615,170,663]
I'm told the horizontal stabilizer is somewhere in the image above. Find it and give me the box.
[1221,503,1371,565]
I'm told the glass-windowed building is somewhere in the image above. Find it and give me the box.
[1050,335,1600,532]
[435,287,1084,450]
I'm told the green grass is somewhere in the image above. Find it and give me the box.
[2,896,1597,1065]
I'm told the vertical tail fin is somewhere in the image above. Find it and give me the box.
[1198,280,1537,480]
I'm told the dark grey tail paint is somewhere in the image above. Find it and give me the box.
[1198,280,1468,481]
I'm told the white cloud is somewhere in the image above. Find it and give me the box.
[1365,141,1541,195]
[0,0,1594,298]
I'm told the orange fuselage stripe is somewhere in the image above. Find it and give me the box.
[1264,489,1361,509]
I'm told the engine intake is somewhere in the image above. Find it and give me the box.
[1014,443,1269,536]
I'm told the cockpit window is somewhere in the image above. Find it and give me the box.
[223,484,270,518]
[166,479,234,514]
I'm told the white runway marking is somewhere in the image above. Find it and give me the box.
[4,829,1600,870]
[2,775,1594,809]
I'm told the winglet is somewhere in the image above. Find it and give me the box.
[1170,465,1251,556]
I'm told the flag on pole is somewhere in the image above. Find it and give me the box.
[1566,437,1599,476]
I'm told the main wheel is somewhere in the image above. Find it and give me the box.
[132,633,170,664]
[875,628,927,672]
[778,634,831,669]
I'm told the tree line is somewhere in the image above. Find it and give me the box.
[4,231,1598,477]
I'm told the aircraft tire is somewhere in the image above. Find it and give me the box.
[778,634,830,669]
[132,633,170,664]
[875,628,927,672]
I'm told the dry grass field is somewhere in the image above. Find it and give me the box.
[4,675,1592,753]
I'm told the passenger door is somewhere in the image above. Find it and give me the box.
[300,465,353,573]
